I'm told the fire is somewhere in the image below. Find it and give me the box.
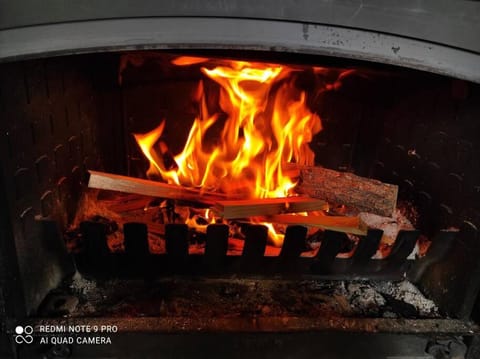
[133,57,333,246]
[134,58,320,199]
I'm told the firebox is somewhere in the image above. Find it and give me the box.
[1,2,480,359]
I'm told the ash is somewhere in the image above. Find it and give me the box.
[70,272,97,296]
[359,208,423,259]
[337,282,386,316]
[372,280,439,317]
[63,274,439,320]
[336,280,439,318]
[69,272,102,315]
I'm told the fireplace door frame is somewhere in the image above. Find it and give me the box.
[0,2,480,83]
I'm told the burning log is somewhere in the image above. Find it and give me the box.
[291,166,398,217]
[255,214,367,236]
[214,197,328,219]
[88,170,228,205]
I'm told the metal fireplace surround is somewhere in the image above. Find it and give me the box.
[1,1,480,358]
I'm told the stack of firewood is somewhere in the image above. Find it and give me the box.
[87,165,399,238]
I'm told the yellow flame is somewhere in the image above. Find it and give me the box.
[134,58,326,245]
[133,120,166,178]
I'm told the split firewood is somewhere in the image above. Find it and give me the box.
[101,194,153,213]
[255,214,367,236]
[288,165,398,217]
[214,197,328,219]
[88,170,228,205]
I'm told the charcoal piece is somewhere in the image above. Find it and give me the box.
[381,293,418,318]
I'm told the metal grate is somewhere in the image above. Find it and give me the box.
[74,221,455,281]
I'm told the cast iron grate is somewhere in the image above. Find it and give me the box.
[73,221,456,280]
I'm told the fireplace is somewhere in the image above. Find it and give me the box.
[1,2,480,359]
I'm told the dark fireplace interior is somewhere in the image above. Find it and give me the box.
[1,51,480,358]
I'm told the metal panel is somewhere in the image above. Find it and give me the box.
[0,18,479,83]
[0,0,479,53]
[0,56,111,315]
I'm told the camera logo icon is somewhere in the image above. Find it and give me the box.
[14,325,33,344]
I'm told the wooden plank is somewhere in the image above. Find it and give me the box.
[214,197,328,219]
[255,214,368,236]
[289,165,398,217]
[88,170,227,205]
[103,195,153,213]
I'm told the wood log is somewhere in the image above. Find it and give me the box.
[214,197,328,219]
[256,214,367,236]
[102,195,153,213]
[88,170,227,205]
[291,165,398,217]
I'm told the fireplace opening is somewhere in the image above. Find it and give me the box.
[1,50,480,357]
[75,53,412,258]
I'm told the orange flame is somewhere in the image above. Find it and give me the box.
[132,57,340,246]
[171,56,210,66]
[134,59,321,200]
